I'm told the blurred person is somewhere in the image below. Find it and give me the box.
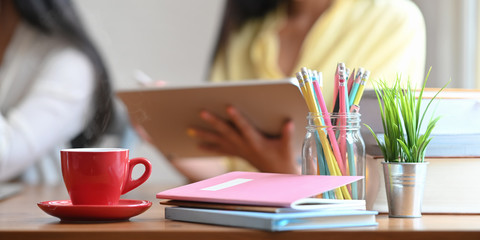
[0,0,114,183]
[170,0,426,182]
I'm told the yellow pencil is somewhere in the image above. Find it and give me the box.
[353,70,370,105]
[297,68,352,200]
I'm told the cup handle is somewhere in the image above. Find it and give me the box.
[122,157,152,194]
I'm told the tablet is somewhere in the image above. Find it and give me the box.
[117,79,309,158]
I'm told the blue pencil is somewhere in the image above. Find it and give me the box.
[314,132,332,199]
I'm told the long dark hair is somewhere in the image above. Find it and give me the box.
[12,0,113,147]
[208,0,287,78]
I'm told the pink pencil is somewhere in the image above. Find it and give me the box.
[331,64,341,111]
[337,69,347,172]
[311,72,347,176]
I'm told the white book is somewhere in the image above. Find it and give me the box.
[360,88,480,156]
[165,207,378,232]
[368,133,480,157]
[366,155,480,213]
[160,198,366,213]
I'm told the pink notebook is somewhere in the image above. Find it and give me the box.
[156,171,362,208]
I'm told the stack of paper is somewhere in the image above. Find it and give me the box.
[362,88,480,213]
[361,88,480,157]
[366,155,480,213]
[157,171,378,231]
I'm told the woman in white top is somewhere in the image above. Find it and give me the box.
[0,0,114,183]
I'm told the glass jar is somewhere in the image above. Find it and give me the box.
[302,112,365,200]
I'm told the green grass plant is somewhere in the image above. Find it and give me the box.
[365,68,448,163]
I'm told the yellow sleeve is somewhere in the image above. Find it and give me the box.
[210,49,228,82]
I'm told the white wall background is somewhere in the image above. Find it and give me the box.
[413,0,478,89]
[75,0,224,90]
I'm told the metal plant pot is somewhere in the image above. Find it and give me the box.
[382,162,429,218]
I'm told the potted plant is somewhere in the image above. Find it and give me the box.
[365,69,447,218]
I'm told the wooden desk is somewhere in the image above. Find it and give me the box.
[1,185,480,240]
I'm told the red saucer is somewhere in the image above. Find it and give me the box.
[37,199,152,221]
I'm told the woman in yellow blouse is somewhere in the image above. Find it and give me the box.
[171,0,426,182]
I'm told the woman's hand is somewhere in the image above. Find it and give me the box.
[187,106,300,174]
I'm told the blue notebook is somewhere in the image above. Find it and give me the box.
[165,207,378,231]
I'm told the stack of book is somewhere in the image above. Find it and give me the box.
[366,154,480,214]
[156,171,378,231]
[361,88,480,157]
[362,88,480,213]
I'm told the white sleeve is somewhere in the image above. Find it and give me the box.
[0,48,95,181]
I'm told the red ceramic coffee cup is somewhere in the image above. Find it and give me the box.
[61,148,152,205]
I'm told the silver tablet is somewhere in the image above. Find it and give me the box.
[117,79,309,158]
